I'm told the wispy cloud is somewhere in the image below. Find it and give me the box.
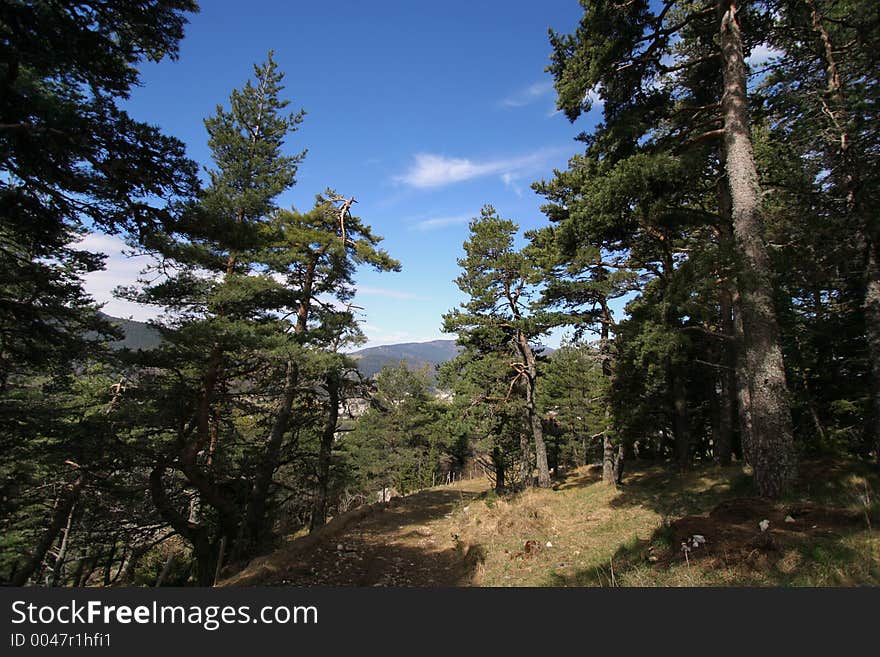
[393,146,568,189]
[410,215,470,232]
[499,81,553,108]
[356,285,420,300]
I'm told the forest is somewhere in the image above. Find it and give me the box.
[1,0,878,587]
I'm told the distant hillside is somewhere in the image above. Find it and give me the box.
[99,313,163,351]
[348,340,461,378]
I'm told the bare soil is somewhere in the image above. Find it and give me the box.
[221,478,488,586]
[657,496,869,570]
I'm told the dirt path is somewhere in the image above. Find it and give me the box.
[223,478,489,587]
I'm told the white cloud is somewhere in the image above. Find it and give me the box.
[73,233,164,321]
[499,81,553,108]
[747,43,783,66]
[410,215,470,231]
[394,146,568,189]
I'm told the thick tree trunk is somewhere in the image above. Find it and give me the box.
[11,475,83,587]
[492,445,505,492]
[719,0,797,497]
[309,372,340,532]
[602,434,615,483]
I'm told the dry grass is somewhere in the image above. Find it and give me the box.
[223,459,879,587]
[442,461,880,587]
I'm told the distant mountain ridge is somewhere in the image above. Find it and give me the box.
[97,315,549,378]
[99,313,163,351]
[348,340,461,378]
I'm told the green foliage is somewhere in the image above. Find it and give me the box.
[345,363,449,495]
[538,342,608,466]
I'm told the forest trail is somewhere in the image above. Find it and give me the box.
[222,477,490,586]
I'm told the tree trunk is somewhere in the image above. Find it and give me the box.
[719,0,797,497]
[101,538,117,587]
[671,371,693,469]
[149,463,215,586]
[492,445,505,492]
[614,443,626,485]
[519,429,532,487]
[49,499,77,587]
[309,371,340,532]
[715,287,735,465]
[516,332,551,487]
[867,243,880,465]
[731,286,754,464]
[244,359,298,549]
[11,475,83,586]
[602,434,615,484]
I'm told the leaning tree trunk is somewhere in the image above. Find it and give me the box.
[48,498,77,587]
[309,371,340,532]
[244,359,298,549]
[149,463,216,586]
[719,0,797,497]
[11,475,83,586]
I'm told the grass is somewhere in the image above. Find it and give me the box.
[442,459,880,587]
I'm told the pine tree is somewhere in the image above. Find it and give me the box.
[443,206,556,487]
[0,0,199,585]
[544,0,798,495]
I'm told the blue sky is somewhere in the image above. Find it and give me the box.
[83,0,603,347]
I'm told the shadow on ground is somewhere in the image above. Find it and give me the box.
[546,459,879,586]
[222,484,487,587]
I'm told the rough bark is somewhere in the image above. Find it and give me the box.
[719,0,797,497]
[492,445,506,492]
[10,475,83,587]
[309,371,340,532]
[602,434,617,483]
